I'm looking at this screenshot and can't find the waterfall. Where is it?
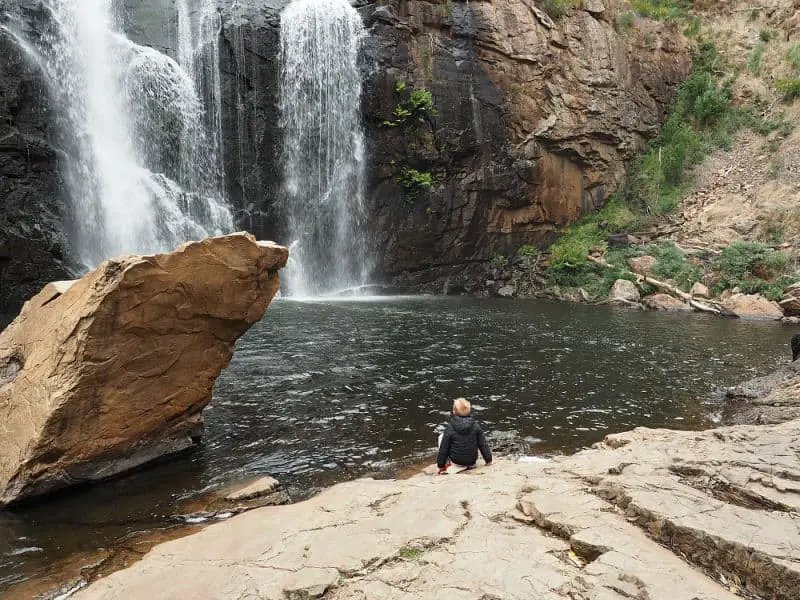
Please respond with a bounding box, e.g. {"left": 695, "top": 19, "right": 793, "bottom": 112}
{"left": 279, "top": 0, "right": 369, "bottom": 297}
{"left": 6, "top": 0, "right": 232, "bottom": 268}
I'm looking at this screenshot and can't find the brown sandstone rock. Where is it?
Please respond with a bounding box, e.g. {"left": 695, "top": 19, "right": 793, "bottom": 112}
{"left": 0, "top": 233, "right": 287, "bottom": 506}
{"left": 778, "top": 295, "right": 800, "bottom": 316}
{"left": 690, "top": 282, "right": 710, "bottom": 298}
{"left": 629, "top": 255, "right": 657, "bottom": 276}
{"left": 642, "top": 293, "right": 691, "bottom": 312}
{"left": 723, "top": 294, "right": 784, "bottom": 320}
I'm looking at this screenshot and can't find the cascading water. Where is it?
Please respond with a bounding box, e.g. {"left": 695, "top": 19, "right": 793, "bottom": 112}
{"left": 279, "top": 0, "right": 369, "bottom": 297}
{"left": 4, "top": 0, "right": 232, "bottom": 268}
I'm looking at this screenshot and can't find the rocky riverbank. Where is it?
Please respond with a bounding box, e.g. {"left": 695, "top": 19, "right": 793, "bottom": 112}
{"left": 64, "top": 414, "right": 799, "bottom": 599}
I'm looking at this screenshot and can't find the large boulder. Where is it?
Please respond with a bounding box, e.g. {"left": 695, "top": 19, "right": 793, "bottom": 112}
{"left": 723, "top": 294, "right": 784, "bottom": 320}
{"left": 609, "top": 279, "right": 640, "bottom": 303}
{"left": 0, "top": 233, "right": 287, "bottom": 506}
{"left": 779, "top": 294, "right": 800, "bottom": 317}
{"left": 690, "top": 282, "right": 710, "bottom": 299}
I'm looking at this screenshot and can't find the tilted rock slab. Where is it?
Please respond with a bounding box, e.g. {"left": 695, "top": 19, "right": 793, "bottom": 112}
{"left": 0, "top": 233, "right": 287, "bottom": 506}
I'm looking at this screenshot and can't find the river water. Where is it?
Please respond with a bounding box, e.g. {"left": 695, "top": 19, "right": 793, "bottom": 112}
{"left": 0, "top": 297, "right": 792, "bottom": 591}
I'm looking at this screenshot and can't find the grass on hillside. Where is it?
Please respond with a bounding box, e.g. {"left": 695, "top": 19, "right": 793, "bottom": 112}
{"left": 541, "top": 28, "right": 796, "bottom": 299}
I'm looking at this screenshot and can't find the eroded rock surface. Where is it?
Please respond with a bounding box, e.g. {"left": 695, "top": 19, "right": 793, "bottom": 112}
{"left": 73, "top": 419, "right": 799, "bottom": 600}
{"left": 0, "top": 233, "right": 287, "bottom": 506}
{"left": 725, "top": 359, "right": 800, "bottom": 425}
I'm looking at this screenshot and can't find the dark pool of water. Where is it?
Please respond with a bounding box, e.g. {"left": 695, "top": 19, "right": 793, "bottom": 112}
{"left": 0, "top": 297, "right": 794, "bottom": 591}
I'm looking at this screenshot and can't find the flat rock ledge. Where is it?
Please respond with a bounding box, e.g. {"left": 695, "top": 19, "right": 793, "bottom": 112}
{"left": 0, "top": 233, "right": 287, "bottom": 506}
{"left": 74, "top": 420, "right": 800, "bottom": 600}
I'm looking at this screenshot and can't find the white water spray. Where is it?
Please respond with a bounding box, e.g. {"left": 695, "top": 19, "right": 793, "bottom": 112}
{"left": 7, "top": 0, "right": 232, "bottom": 267}
{"left": 279, "top": 0, "right": 369, "bottom": 297}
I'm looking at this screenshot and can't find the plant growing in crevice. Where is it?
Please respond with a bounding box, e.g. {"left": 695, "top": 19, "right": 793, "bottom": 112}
{"left": 397, "top": 168, "right": 433, "bottom": 202}
{"left": 540, "top": 0, "right": 583, "bottom": 19}
{"left": 787, "top": 44, "right": 800, "bottom": 72}
{"left": 492, "top": 253, "right": 509, "bottom": 269}
{"left": 748, "top": 41, "right": 765, "bottom": 74}
{"left": 776, "top": 79, "right": 800, "bottom": 102}
{"left": 383, "top": 82, "right": 438, "bottom": 129}
{"left": 434, "top": 0, "right": 454, "bottom": 18}
{"left": 615, "top": 11, "right": 635, "bottom": 34}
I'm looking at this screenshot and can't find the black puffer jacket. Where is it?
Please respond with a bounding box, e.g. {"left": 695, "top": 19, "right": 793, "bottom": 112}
{"left": 437, "top": 415, "right": 492, "bottom": 468}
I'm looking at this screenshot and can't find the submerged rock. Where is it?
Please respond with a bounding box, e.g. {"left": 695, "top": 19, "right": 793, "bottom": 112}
{"left": 642, "top": 293, "right": 691, "bottom": 312}
{"left": 0, "top": 233, "right": 287, "bottom": 506}
{"left": 723, "top": 293, "right": 784, "bottom": 320}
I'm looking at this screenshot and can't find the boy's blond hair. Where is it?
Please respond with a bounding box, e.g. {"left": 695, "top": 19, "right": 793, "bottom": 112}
{"left": 453, "top": 397, "right": 471, "bottom": 416}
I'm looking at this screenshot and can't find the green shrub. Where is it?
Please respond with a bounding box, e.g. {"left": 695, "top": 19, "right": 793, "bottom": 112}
{"left": 549, "top": 222, "right": 606, "bottom": 270}
{"left": 629, "top": 0, "right": 687, "bottom": 21}
{"left": 650, "top": 243, "right": 701, "bottom": 289}
{"left": 492, "top": 253, "right": 509, "bottom": 268}
{"left": 397, "top": 168, "right": 433, "bottom": 201}
{"left": 715, "top": 242, "right": 788, "bottom": 280}
{"left": 615, "top": 11, "right": 635, "bottom": 34}
{"left": 787, "top": 44, "right": 800, "bottom": 72}
{"left": 517, "top": 245, "right": 539, "bottom": 262}
{"left": 598, "top": 197, "right": 636, "bottom": 232}
{"left": 711, "top": 241, "right": 792, "bottom": 299}
{"left": 776, "top": 79, "right": 800, "bottom": 102}
{"left": 748, "top": 41, "right": 765, "bottom": 74}
{"left": 683, "top": 16, "right": 701, "bottom": 37}
{"left": 623, "top": 42, "right": 735, "bottom": 214}
{"left": 759, "top": 29, "right": 775, "bottom": 43}
{"left": 383, "top": 85, "right": 437, "bottom": 128}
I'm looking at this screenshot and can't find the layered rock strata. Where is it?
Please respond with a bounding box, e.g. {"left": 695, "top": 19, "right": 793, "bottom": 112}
{"left": 72, "top": 419, "right": 800, "bottom": 600}
{"left": 0, "top": 233, "right": 287, "bottom": 506}
{"left": 363, "top": 0, "right": 691, "bottom": 290}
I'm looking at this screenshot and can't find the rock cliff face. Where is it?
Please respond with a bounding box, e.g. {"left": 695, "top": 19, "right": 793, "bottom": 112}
{"left": 212, "top": 0, "right": 691, "bottom": 290}
{"left": 0, "top": 0, "right": 691, "bottom": 308}
{"left": 361, "top": 0, "right": 690, "bottom": 290}
{"left": 0, "top": 0, "right": 72, "bottom": 313}
{"left": 0, "top": 233, "right": 287, "bottom": 506}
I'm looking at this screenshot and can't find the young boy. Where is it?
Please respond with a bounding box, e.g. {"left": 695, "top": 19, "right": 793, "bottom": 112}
{"left": 437, "top": 398, "right": 492, "bottom": 474}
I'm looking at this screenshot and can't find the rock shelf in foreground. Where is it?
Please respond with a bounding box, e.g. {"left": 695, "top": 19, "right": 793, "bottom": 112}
{"left": 0, "top": 233, "right": 287, "bottom": 506}
{"left": 74, "top": 419, "right": 800, "bottom": 600}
